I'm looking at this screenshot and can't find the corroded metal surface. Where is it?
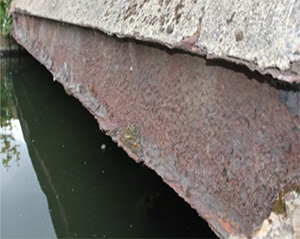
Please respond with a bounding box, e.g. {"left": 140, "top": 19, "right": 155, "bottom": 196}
{"left": 12, "top": 14, "right": 300, "bottom": 238}
{"left": 11, "top": 0, "right": 300, "bottom": 83}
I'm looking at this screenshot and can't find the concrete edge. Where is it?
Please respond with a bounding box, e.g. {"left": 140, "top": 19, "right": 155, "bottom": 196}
{"left": 10, "top": 0, "right": 300, "bottom": 84}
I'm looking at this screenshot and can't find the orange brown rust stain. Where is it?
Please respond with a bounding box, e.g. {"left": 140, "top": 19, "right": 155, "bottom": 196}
{"left": 218, "top": 217, "right": 234, "bottom": 235}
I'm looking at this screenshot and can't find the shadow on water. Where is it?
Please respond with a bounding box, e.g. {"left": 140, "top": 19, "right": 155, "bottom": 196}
{"left": 1, "top": 56, "right": 217, "bottom": 238}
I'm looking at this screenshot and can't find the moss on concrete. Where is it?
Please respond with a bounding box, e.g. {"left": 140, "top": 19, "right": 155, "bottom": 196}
{"left": 272, "top": 184, "right": 300, "bottom": 216}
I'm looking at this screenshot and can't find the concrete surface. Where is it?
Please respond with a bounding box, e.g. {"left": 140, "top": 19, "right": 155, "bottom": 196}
{"left": 11, "top": 14, "right": 300, "bottom": 238}
{"left": 11, "top": 0, "right": 300, "bottom": 83}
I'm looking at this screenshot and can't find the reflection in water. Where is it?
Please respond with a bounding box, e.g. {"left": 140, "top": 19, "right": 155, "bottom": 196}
{"left": 1, "top": 119, "right": 20, "bottom": 170}
{"left": 1, "top": 74, "right": 20, "bottom": 170}
{"left": 1, "top": 57, "right": 216, "bottom": 238}
{"left": 0, "top": 118, "right": 57, "bottom": 238}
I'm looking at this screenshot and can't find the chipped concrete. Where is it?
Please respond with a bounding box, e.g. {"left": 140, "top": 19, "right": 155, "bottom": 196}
{"left": 286, "top": 191, "right": 300, "bottom": 239}
{"left": 252, "top": 189, "right": 300, "bottom": 239}
{"left": 199, "top": 0, "right": 300, "bottom": 83}
{"left": 11, "top": 0, "right": 300, "bottom": 83}
{"left": 228, "top": 190, "right": 300, "bottom": 239}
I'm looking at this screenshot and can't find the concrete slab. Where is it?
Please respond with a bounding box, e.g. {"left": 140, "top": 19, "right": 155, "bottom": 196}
{"left": 11, "top": 0, "right": 300, "bottom": 83}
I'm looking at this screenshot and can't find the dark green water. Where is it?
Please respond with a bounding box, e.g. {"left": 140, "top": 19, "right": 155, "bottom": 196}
{"left": 1, "top": 56, "right": 216, "bottom": 238}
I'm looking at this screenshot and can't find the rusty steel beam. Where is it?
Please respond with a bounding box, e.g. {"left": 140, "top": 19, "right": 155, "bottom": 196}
{"left": 12, "top": 14, "right": 300, "bottom": 239}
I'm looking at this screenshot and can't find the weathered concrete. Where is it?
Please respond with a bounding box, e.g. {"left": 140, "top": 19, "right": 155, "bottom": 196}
{"left": 11, "top": 0, "right": 300, "bottom": 83}
{"left": 11, "top": 13, "right": 300, "bottom": 239}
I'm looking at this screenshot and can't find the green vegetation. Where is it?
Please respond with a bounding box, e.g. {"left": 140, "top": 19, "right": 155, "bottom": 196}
{"left": 272, "top": 194, "right": 286, "bottom": 216}
{"left": 272, "top": 184, "right": 300, "bottom": 216}
{"left": 0, "top": 0, "right": 12, "bottom": 37}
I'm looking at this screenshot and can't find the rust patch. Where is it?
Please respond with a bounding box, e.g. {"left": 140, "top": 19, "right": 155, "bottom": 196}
{"left": 218, "top": 218, "right": 234, "bottom": 235}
